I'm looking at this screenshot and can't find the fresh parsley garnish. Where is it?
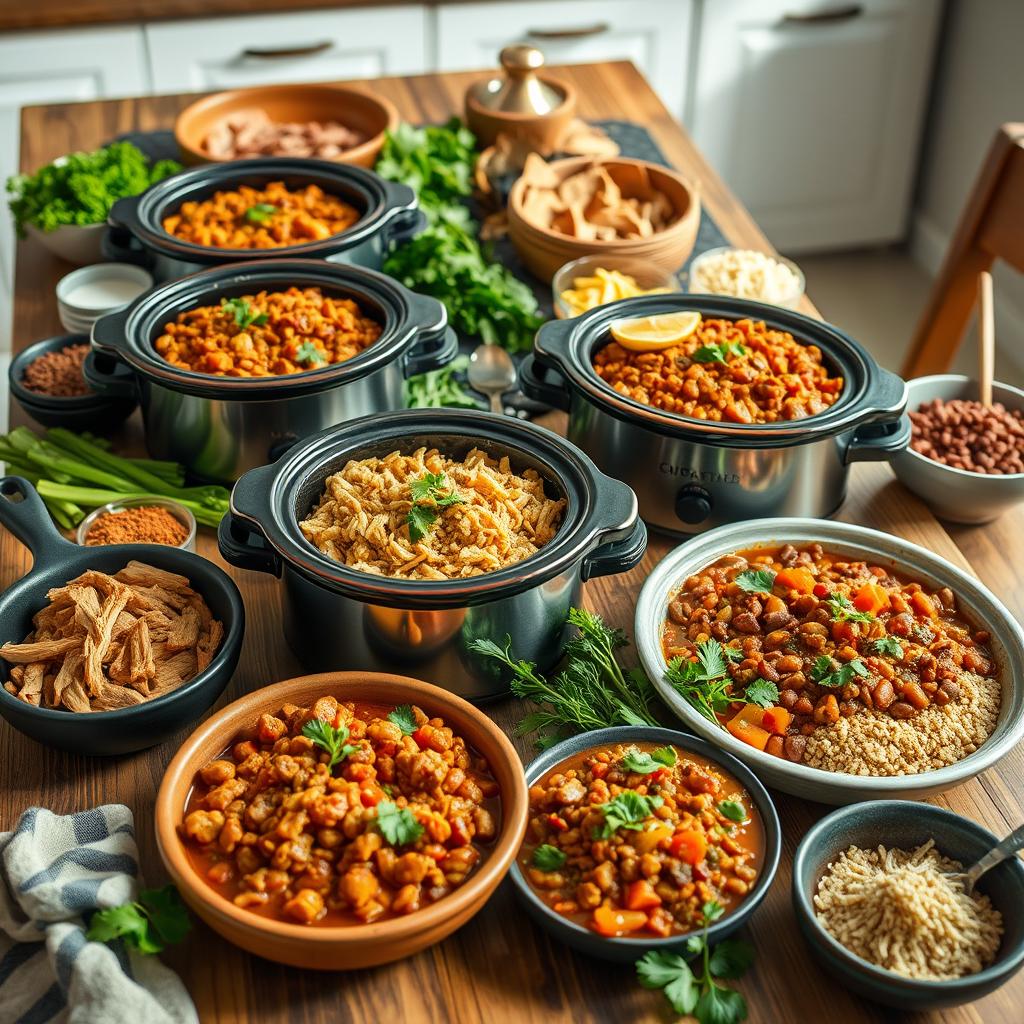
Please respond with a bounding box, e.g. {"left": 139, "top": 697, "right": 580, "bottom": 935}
{"left": 825, "top": 592, "right": 874, "bottom": 624}
{"left": 811, "top": 656, "right": 869, "bottom": 689}
{"left": 744, "top": 678, "right": 780, "bottom": 709}
{"left": 872, "top": 636, "right": 904, "bottom": 658}
{"left": 594, "top": 791, "right": 664, "bottom": 839}
{"left": 637, "top": 900, "right": 753, "bottom": 1024}
{"left": 531, "top": 844, "right": 567, "bottom": 871}
{"left": 374, "top": 800, "right": 424, "bottom": 846}
{"left": 244, "top": 202, "right": 277, "bottom": 224}
{"left": 620, "top": 745, "right": 677, "bottom": 774}
{"left": 692, "top": 340, "right": 746, "bottom": 365}
{"left": 295, "top": 340, "right": 324, "bottom": 366}
{"left": 406, "top": 471, "right": 464, "bottom": 542}
{"left": 85, "top": 884, "right": 190, "bottom": 955}
{"left": 717, "top": 799, "right": 748, "bottom": 824}
{"left": 302, "top": 718, "right": 360, "bottom": 770}
{"left": 666, "top": 638, "right": 735, "bottom": 724}
{"left": 723, "top": 644, "right": 743, "bottom": 663}
{"left": 734, "top": 568, "right": 776, "bottom": 593}
{"left": 221, "top": 296, "right": 268, "bottom": 330}
{"left": 387, "top": 704, "right": 418, "bottom": 736}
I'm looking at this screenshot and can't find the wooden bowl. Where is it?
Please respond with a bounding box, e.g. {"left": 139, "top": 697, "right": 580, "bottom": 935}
{"left": 174, "top": 84, "right": 399, "bottom": 169}
{"left": 464, "top": 76, "right": 576, "bottom": 151}
{"left": 154, "top": 671, "right": 528, "bottom": 969}
{"left": 508, "top": 156, "right": 701, "bottom": 282}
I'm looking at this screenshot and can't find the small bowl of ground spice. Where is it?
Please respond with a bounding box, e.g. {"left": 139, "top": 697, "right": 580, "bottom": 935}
{"left": 76, "top": 498, "right": 196, "bottom": 552}
{"left": 9, "top": 334, "right": 137, "bottom": 433}
{"left": 891, "top": 375, "right": 1024, "bottom": 524}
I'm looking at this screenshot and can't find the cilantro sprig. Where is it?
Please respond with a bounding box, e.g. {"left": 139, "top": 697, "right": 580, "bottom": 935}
{"left": 244, "top": 202, "right": 277, "bottom": 224}
{"left": 620, "top": 745, "right": 677, "bottom": 774}
{"left": 387, "top": 704, "right": 418, "bottom": 736}
{"left": 531, "top": 844, "right": 567, "bottom": 871}
{"left": 872, "top": 636, "right": 904, "bottom": 659}
{"left": 744, "top": 678, "right": 780, "bottom": 709}
{"left": 295, "top": 340, "right": 324, "bottom": 367}
{"left": 221, "top": 296, "right": 268, "bottom": 331}
{"left": 693, "top": 340, "right": 746, "bottom": 365}
{"left": 594, "top": 791, "right": 664, "bottom": 839}
{"left": 374, "top": 800, "right": 424, "bottom": 846}
{"left": 406, "top": 471, "right": 464, "bottom": 542}
{"left": 811, "top": 656, "right": 869, "bottom": 689}
{"left": 302, "top": 718, "right": 360, "bottom": 771}
{"left": 666, "top": 639, "right": 735, "bottom": 724}
{"left": 85, "top": 884, "right": 190, "bottom": 955}
{"left": 733, "top": 568, "right": 776, "bottom": 593}
{"left": 717, "top": 799, "right": 748, "bottom": 824}
{"left": 825, "top": 592, "right": 874, "bottom": 624}
{"left": 637, "top": 901, "right": 753, "bottom": 1024}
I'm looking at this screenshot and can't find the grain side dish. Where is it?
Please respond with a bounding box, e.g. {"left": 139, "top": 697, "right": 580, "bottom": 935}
{"left": 814, "top": 840, "right": 1003, "bottom": 980}
{"left": 162, "top": 182, "right": 360, "bottom": 250}
{"left": 661, "top": 544, "right": 1000, "bottom": 775}
{"left": 690, "top": 249, "right": 801, "bottom": 306}
{"left": 1, "top": 562, "right": 222, "bottom": 711}
{"left": 593, "top": 317, "right": 842, "bottom": 423}
{"left": 154, "top": 287, "right": 382, "bottom": 377}
{"left": 299, "top": 447, "right": 566, "bottom": 580}
{"left": 521, "top": 741, "right": 762, "bottom": 937}
{"left": 181, "top": 697, "right": 499, "bottom": 925}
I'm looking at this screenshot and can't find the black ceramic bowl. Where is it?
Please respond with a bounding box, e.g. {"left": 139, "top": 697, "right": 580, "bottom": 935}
{"left": 0, "top": 477, "right": 244, "bottom": 755}
{"left": 793, "top": 801, "right": 1024, "bottom": 1009}
{"left": 509, "top": 725, "right": 782, "bottom": 962}
{"left": 8, "top": 334, "right": 137, "bottom": 432}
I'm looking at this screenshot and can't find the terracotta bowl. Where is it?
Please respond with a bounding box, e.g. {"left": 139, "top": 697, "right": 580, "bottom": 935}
{"left": 174, "top": 84, "right": 399, "bottom": 169}
{"left": 154, "top": 671, "right": 528, "bottom": 969}
{"left": 508, "top": 156, "right": 701, "bottom": 282}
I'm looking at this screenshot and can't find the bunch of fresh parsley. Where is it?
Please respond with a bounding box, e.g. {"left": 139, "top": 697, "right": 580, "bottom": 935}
{"left": 404, "top": 355, "right": 482, "bottom": 409}
{"left": 406, "top": 471, "right": 464, "bottom": 542}
{"left": 85, "top": 884, "right": 191, "bottom": 955}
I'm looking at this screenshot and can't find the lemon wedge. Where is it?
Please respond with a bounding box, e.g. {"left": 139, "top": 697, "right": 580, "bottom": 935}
{"left": 609, "top": 311, "right": 702, "bottom": 351}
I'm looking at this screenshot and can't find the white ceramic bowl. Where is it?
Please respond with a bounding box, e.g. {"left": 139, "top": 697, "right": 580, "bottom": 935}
{"left": 27, "top": 222, "right": 107, "bottom": 266}
{"left": 56, "top": 263, "right": 153, "bottom": 334}
{"left": 634, "top": 517, "right": 1024, "bottom": 804}
{"left": 686, "top": 246, "right": 805, "bottom": 309}
{"left": 891, "top": 374, "right": 1024, "bottom": 524}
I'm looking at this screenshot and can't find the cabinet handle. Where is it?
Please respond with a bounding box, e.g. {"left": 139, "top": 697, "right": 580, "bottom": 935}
{"left": 781, "top": 4, "right": 864, "bottom": 25}
{"left": 241, "top": 40, "right": 334, "bottom": 60}
{"left": 526, "top": 22, "right": 611, "bottom": 40}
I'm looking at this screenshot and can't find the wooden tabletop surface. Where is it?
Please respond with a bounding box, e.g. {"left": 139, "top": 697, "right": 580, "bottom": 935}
{"left": 4, "top": 62, "right": 1023, "bottom": 1024}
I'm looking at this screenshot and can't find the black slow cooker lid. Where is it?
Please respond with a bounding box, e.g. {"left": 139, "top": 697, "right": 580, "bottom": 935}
{"left": 108, "top": 157, "right": 416, "bottom": 263}
{"left": 227, "top": 409, "right": 640, "bottom": 609}
{"left": 534, "top": 294, "right": 907, "bottom": 448}
{"left": 90, "top": 259, "right": 447, "bottom": 400}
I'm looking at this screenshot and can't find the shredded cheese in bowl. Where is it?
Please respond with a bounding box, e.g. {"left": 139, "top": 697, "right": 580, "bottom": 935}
{"left": 689, "top": 248, "right": 803, "bottom": 308}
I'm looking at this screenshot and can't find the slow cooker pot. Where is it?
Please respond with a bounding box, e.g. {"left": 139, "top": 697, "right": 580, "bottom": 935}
{"left": 86, "top": 260, "right": 457, "bottom": 482}
{"left": 217, "top": 409, "right": 647, "bottom": 702}
{"left": 103, "top": 158, "right": 424, "bottom": 280}
{"left": 520, "top": 294, "right": 910, "bottom": 535}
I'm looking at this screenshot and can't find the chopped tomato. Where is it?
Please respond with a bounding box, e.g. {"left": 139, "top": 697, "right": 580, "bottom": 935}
{"left": 775, "top": 567, "right": 815, "bottom": 594}
{"left": 762, "top": 706, "right": 793, "bottom": 735}
{"left": 813, "top": 583, "right": 829, "bottom": 598}
{"left": 411, "top": 726, "right": 432, "bottom": 749}
{"left": 546, "top": 814, "right": 569, "bottom": 832}
{"left": 911, "top": 591, "right": 938, "bottom": 619}
{"left": 854, "top": 582, "right": 890, "bottom": 616}
{"left": 592, "top": 905, "right": 648, "bottom": 937}
{"left": 359, "top": 787, "right": 384, "bottom": 808}
{"left": 624, "top": 879, "right": 663, "bottom": 910}
{"left": 346, "top": 763, "right": 373, "bottom": 782}
{"left": 590, "top": 762, "right": 610, "bottom": 780}
{"left": 669, "top": 829, "right": 708, "bottom": 865}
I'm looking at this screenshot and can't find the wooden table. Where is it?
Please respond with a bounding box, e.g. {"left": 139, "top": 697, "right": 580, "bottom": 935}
{"left": 4, "top": 62, "right": 1023, "bottom": 1024}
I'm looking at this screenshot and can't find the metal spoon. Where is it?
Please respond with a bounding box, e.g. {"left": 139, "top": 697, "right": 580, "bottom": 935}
{"left": 952, "top": 822, "right": 1024, "bottom": 895}
{"left": 468, "top": 343, "right": 517, "bottom": 415}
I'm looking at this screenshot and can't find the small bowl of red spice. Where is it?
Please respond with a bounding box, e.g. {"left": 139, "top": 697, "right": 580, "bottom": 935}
{"left": 9, "top": 333, "right": 137, "bottom": 433}
{"left": 76, "top": 498, "right": 197, "bottom": 552}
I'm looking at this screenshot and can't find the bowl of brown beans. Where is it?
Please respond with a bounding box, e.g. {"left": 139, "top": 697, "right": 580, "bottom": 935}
{"left": 8, "top": 334, "right": 137, "bottom": 432}
{"left": 891, "top": 375, "right": 1024, "bottom": 524}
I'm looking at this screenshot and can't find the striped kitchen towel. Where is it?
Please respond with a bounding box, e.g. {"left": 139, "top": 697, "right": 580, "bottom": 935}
{"left": 0, "top": 805, "right": 197, "bottom": 1024}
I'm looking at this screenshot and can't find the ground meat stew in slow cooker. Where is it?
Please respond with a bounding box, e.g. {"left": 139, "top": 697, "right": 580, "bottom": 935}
{"left": 592, "top": 317, "right": 843, "bottom": 423}
{"left": 521, "top": 741, "right": 763, "bottom": 938}
{"left": 181, "top": 697, "right": 500, "bottom": 925}
{"left": 661, "top": 545, "right": 1001, "bottom": 776}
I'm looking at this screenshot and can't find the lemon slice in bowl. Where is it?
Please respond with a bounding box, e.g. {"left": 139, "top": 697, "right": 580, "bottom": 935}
{"left": 609, "top": 311, "right": 702, "bottom": 351}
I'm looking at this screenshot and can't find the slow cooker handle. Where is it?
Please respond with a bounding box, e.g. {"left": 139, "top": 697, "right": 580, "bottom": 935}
{"left": 0, "top": 477, "right": 78, "bottom": 564}
{"left": 404, "top": 326, "right": 459, "bottom": 378}
{"left": 863, "top": 365, "right": 909, "bottom": 419}
{"left": 90, "top": 307, "right": 133, "bottom": 357}
{"left": 82, "top": 350, "right": 138, "bottom": 400}
{"left": 518, "top": 354, "right": 571, "bottom": 411}
{"left": 217, "top": 512, "right": 282, "bottom": 577}
{"left": 844, "top": 414, "right": 912, "bottom": 464}
{"left": 581, "top": 520, "right": 648, "bottom": 581}
{"left": 100, "top": 226, "right": 149, "bottom": 268}
{"left": 385, "top": 208, "right": 427, "bottom": 249}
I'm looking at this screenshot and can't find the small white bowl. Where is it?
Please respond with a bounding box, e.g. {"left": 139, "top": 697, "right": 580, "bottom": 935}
{"left": 56, "top": 263, "right": 153, "bottom": 334}
{"left": 686, "top": 246, "right": 805, "bottom": 309}
{"left": 76, "top": 498, "right": 197, "bottom": 552}
{"left": 891, "top": 375, "right": 1024, "bottom": 524}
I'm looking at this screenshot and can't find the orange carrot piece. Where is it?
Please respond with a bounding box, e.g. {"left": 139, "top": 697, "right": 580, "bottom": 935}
{"left": 727, "top": 706, "right": 771, "bottom": 751}
{"left": 854, "top": 582, "right": 890, "bottom": 615}
{"left": 911, "top": 591, "right": 938, "bottom": 619}
{"left": 775, "top": 567, "right": 815, "bottom": 594}
{"left": 624, "top": 879, "right": 663, "bottom": 910}
{"left": 762, "top": 706, "right": 793, "bottom": 735}
{"left": 592, "top": 905, "right": 648, "bottom": 937}
{"left": 669, "top": 830, "right": 708, "bottom": 865}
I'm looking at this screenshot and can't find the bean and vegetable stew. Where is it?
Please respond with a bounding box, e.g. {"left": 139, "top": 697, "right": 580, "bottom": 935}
{"left": 521, "top": 741, "right": 763, "bottom": 938}
{"left": 181, "top": 696, "right": 500, "bottom": 926}
{"left": 592, "top": 318, "right": 843, "bottom": 423}
{"left": 662, "top": 545, "right": 1001, "bottom": 776}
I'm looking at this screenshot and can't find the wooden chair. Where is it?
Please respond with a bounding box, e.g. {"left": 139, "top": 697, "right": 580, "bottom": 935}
{"left": 902, "top": 122, "right": 1024, "bottom": 378}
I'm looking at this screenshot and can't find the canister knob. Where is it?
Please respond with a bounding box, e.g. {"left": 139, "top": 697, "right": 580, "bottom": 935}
{"left": 675, "top": 485, "right": 713, "bottom": 525}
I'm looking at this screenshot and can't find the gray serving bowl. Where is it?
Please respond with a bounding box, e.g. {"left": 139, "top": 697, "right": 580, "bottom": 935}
{"left": 508, "top": 725, "right": 781, "bottom": 962}
{"left": 634, "top": 518, "right": 1024, "bottom": 804}
{"left": 793, "top": 801, "right": 1024, "bottom": 1009}
{"left": 892, "top": 375, "right": 1024, "bottom": 524}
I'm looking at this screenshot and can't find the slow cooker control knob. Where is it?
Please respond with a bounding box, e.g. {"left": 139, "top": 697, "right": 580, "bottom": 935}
{"left": 675, "top": 485, "right": 713, "bottom": 525}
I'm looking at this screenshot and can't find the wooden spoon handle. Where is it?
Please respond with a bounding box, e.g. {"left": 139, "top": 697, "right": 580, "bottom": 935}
{"left": 978, "top": 270, "right": 995, "bottom": 407}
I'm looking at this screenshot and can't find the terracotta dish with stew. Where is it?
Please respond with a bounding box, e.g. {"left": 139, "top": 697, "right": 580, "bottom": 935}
{"left": 155, "top": 671, "right": 528, "bottom": 969}
{"left": 635, "top": 519, "right": 1024, "bottom": 804}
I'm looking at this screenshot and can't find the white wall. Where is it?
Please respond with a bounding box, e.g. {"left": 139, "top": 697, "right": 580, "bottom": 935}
{"left": 910, "top": 0, "right": 1024, "bottom": 372}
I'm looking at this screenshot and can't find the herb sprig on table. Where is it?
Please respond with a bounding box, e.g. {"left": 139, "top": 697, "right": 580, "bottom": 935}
{"left": 85, "top": 884, "right": 191, "bottom": 955}
{"left": 406, "top": 472, "right": 464, "bottom": 542}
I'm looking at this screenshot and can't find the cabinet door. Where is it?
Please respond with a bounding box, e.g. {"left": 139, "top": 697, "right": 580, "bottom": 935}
{"left": 436, "top": 1, "right": 692, "bottom": 121}
{"left": 146, "top": 8, "right": 428, "bottom": 93}
{"left": 689, "top": 0, "right": 941, "bottom": 251}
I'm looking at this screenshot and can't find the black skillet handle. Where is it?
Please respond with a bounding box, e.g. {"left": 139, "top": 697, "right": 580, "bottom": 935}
{"left": 0, "top": 477, "right": 77, "bottom": 563}
{"left": 582, "top": 520, "right": 648, "bottom": 581}
{"left": 518, "top": 354, "right": 571, "bottom": 411}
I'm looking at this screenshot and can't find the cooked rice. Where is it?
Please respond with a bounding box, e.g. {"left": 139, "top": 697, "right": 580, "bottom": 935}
{"left": 814, "top": 840, "right": 1003, "bottom": 980}
{"left": 298, "top": 446, "right": 566, "bottom": 580}
{"left": 803, "top": 670, "right": 1000, "bottom": 776}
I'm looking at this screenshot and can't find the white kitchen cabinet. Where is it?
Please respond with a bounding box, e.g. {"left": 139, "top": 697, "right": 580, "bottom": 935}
{"left": 145, "top": 7, "right": 429, "bottom": 94}
{"left": 688, "top": 0, "right": 942, "bottom": 252}
{"left": 435, "top": 1, "right": 692, "bottom": 121}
